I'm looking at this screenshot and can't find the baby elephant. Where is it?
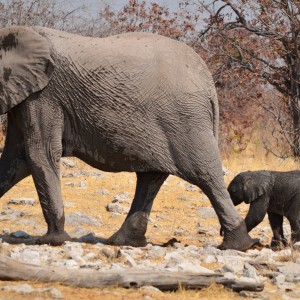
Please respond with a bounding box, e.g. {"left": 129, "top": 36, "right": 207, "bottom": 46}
{"left": 227, "top": 170, "right": 300, "bottom": 248}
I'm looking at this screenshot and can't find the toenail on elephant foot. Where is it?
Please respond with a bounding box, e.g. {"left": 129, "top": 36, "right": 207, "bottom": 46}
{"left": 107, "top": 211, "right": 148, "bottom": 247}
{"left": 35, "top": 231, "right": 71, "bottom": 246}
{"left": 218, "top": 221, "right": 254, "bottom": 251}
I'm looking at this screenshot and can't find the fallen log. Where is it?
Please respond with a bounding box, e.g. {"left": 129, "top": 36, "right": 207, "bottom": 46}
{"left": 0, "top": 254, "right": 264, "bottom": 292}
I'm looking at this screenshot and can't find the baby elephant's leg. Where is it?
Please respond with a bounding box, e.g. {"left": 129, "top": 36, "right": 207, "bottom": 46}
{"left": 268, "top": 212, "right": 287, "bottom": 248}
{"left": 286, "top": 203, "right": 300, "bottom": 244}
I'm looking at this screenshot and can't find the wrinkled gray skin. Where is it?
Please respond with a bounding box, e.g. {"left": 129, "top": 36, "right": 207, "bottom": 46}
{"left": 228, "top": 171, "right": 300, "bottom": 248}
{"left": 0, "top": 26, "right": 253, "bottom": 250}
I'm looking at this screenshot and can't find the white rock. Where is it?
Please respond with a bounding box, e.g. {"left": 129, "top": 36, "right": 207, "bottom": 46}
{"left": 113, "top": 192, "right": 131, "bottom": 203}
{"left": 83, "top": 252, "right": 97, "bottom": 260}
{"left": 185, "top": 184, "right": 198, "bottom": 192}
{"left": 238, "top": 276, "right": 260, "bottom": 285}
{"left": 147, "top": 246, "right": 166, "bottom": 259}
{"left": 165, "top": 252, "right": 185, "bottom": 266}
{"left": 44, "top": 288, "right": 63, "bottom": 299}
{"left": 2, "top": 283, "right": 63, "bottom": 299}
{"left": 120, "top": 248, "right": 143, "bottom": 259}
{"left": 219, "top": 256, "right": 244, "bottom": 274}
{"left": 91, "top": 243, "right": 106, "bottom": 249}
{"left": 105, "top": 203, "right": 129, "bottom": 214}
{"left": 2, "top": 284, "right": 34, "bottom": 294}
{"left": 140, "top": 286, "right": 163, "bottom": 293}
{"left": 8, "top": 198, "right": 35, "bottom": 205}
{"left": 96, "top": 189, "right": 110, "bottom": 195}
{"left": 61, "top": 158, "right": 76, "bottom": 168}
{"left": 203, "top": 255, "right": 216, "bottom": 264}
{"left": 173, "top": 262, "right": 215, "bottom": 274}
{"left": 64, "top": 242, "right": 84, "bottom": 260}
{"left": 178, "top": 181, "right": 187, "bottom": 187}
{"left": 202, "top": 246, "right": 221, "bottom": 256}
{"left": 223, "top": 272, "right": 237, "bottom": 279}
{"left": 102, "top": 247, "right": 120, "bottom": 259}
{"left": 243, "top": 262, "right": 257, "bottom": 278}
{"left": 123, "top": 253, "right": 137, "bottom": 267}
{"left": 274, "top": 274, "right": 286, "bottom": 286}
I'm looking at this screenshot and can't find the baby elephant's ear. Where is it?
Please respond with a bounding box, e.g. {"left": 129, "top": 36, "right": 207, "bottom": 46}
{"left": 245, "top": 172, "right": 273, "bottom": 203}
{"left": 246, "top": 185, "right": 266, "bottom": 203}
{"left": 0, "top": 26, "right": 54, "bottom": 114}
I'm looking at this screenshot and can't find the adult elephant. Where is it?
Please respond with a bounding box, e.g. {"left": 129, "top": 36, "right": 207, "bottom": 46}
{"left": 0, "top": 26, "right": 253, "bottom": 250}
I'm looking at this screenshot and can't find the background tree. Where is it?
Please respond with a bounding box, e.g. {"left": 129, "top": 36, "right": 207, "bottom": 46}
{"left": 0, "top": 0, "right": 281, "bottom": 157}
{"left": 187, "top": 0, "right": 300, "bottom": 157}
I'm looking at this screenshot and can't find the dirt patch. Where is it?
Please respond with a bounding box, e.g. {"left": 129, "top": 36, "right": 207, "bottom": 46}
{"left": 0, "top": 157, "right": 300, "bottom": 299}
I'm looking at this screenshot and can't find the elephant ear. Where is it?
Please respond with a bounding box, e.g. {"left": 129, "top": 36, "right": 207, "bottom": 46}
{"left": 244, "top": 171, "right": 273, "bottom": 204}
{"left": 0, "top": 26, "right": 54, "bottom": 114}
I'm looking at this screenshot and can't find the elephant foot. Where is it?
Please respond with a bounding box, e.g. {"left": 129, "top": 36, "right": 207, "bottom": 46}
{"left": 36, "top": 231, "right": 71, "bottom": 246}
{"left": 106, "top": 211, "right": 148, "bottom": 247}
{"left": 270, "top": 237, "right": 288, "bottom": 250}
{"left": 291, "top": 231, "right": 300, "bottom": 244}
{"left": 218, "top": 221, "right": 254, "bottom": 251}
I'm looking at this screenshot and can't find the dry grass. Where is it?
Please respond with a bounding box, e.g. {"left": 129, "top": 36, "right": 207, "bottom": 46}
{"left": 0, "top": 280, "right": 246, "bottom": 300}
{"left": 274, "top": 243, "right": 300, "bottom": 263}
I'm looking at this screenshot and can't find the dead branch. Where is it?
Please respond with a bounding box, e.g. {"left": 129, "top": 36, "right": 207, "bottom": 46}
{"left": 0, "top": 254, "right": 264, "bottom": 292}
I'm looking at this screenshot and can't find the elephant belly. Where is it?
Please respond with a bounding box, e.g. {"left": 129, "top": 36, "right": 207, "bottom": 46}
{"left": 62, "top": 139, "right": 160, "bottom": 173}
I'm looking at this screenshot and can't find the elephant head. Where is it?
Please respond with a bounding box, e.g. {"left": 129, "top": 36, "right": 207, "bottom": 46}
{"left": 228, "top": 171, "right": 274, "bottom": 205}
{"left": 0, "top": 26, "right": 54, "bottom": 114}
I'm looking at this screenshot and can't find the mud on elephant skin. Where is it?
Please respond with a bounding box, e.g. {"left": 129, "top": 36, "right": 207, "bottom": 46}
{"left": 0, "top": 26, "right": 253, "bottom": 250}
{"left": 227, "top": 170, "right": 300, "bottom": 248}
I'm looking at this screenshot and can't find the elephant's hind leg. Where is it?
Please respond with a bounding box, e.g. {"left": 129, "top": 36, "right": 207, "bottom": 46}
{"left": 268, "top": 212, "right": 287, "bottom": 248}
{"left": 107, "top": 172, "right": 168, "bottom": 247}
{"left": 0, "top": 112, "right": 30, "bottom": 197}
{"left": 286, "top": 201, "right": 300, "bottom": 244}
{"left": 174, "top": 133, "right": 253, "bottom": 251}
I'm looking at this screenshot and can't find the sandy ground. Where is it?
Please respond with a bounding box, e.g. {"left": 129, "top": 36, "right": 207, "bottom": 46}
{"left": 0, "top": 152, "right": 299, "bottom": 299}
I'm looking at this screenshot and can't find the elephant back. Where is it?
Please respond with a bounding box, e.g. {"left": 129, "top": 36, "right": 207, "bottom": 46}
{"left": 32, "top": 28, "right": 215, "bottom": 96}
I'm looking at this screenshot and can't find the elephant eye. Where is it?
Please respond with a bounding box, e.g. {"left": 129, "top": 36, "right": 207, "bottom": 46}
{"left": 229, "top": 187, "right": 238, "bottom": 193}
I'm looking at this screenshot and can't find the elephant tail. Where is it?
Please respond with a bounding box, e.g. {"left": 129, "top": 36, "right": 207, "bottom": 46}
{"left": 210, "top": 87, "right": 219, "bottom": 142}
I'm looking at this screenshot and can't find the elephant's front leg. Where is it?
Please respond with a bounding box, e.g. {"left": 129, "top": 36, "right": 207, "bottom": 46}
{"left": 21, "top": 101, "right": 70, "bottom": 246}
{"left": 29, "top": 152, "right": 70, "bottom": 246}
{"left": 244, "top": 196, "right": 269, "bottom": 233}
{"left": 107, "top": 172, "right": 168, "bottom": 247}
